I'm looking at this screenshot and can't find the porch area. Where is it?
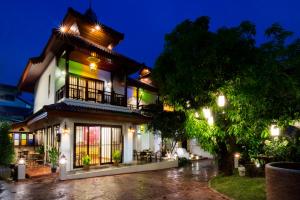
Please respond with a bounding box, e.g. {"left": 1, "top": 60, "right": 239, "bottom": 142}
{"left": 60, "top": 159, "right": 178, "bottom": 180}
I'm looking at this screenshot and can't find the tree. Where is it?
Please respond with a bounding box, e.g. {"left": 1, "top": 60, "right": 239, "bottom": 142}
{"left": 147, "top": 104, "right": 186, "bottom": 154}
{"left": 153, "top": 17, "right": 300, "bottom": 175}
{"left": 0, "top": 122, "right": 14, "bottom": 166}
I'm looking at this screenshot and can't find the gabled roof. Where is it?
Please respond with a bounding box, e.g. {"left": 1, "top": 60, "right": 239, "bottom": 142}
{"left": 64, "top": 7, "right": 124, "bottom": 47}
{"left": 18, "top": 8, "right": 145, "bottom": 93}
{"left": 20, "top": 102, "right": 150, "bottom": 126}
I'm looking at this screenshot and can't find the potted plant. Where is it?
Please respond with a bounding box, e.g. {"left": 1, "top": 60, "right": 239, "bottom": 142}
{"left": 82, "top": 155, "right": 91, "bottom": 170}
{"left": 48, "top": 147, "right": 59, "bottom": 173}
{"left": 112, "top": 150, "right": 121, "bottom": 166}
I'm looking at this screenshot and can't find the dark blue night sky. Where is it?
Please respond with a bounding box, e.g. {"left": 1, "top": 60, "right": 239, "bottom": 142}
{"left": 1, "top": 0, "right": 300, "bottom": 86}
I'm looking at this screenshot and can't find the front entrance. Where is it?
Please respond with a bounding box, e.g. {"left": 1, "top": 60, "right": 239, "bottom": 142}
{"left": 74, "top": 124, "right": 122, "bottom": 168}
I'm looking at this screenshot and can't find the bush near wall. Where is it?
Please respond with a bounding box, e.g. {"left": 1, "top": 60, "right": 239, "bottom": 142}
{"left": 0, "top": 122, "right": 14, "bottom": 166}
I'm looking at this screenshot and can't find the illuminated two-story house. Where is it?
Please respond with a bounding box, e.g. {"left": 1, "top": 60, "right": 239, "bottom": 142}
{"left": 16, "top": 7, "right": 160, "bottom": 171}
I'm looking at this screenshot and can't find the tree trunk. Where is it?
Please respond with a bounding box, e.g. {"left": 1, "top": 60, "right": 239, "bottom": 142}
{"left": 182, "top": 139, "right": 187, "bottom": 149}
{"left": 217, "top": 137, "right": 236, "bottom": 176}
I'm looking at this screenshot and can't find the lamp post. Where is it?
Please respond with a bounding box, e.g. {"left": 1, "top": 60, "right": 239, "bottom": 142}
{"left": 59, "top": 155, "right": 67, "bottom": 180}
{"left": 17, "top": 158, "right": 26, "bottom": 180}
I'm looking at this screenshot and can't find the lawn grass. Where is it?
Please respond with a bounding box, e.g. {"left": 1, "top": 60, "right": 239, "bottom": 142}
{"left": 210, "top": 174, "right": 266, "bottom": 200}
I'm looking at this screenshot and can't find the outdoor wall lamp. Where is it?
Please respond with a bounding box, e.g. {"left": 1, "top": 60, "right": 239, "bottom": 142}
{"left": 62, "top": 122, "right": 70, "bottom": 134}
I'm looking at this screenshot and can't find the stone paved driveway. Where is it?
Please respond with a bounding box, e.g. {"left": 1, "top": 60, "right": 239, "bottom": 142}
{"left": 0, "top": 160, "right": 226, "bottom": 200}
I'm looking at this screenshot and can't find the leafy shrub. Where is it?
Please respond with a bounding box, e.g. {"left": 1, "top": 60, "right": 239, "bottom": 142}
{"left": 0, "top": 122, "right": 14, "bottom": 166}
{"left": 48, "top": 147, "right": 59, "bottom": 168}
{"left": 264, "top": 137, "right": 300, "bottom": 162}
{"left": 82, "top": 155, "right": 91, "bottom": 166}
{"left": 112, "top": 150, "right": 121, "bottom": 163}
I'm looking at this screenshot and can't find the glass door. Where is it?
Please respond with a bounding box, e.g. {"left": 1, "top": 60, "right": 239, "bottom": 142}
{"left": 101, "top": 127, "right": 111, "bottom": 164}
{"left": 74, "top": 125, "right": 122, "bottom": 167}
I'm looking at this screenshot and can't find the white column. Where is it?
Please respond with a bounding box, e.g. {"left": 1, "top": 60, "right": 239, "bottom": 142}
{"left": 123, "top": 124, "right": 133, "bottom": 163}
{"left": 60, "top": 119, "right": 72, "bottom": 171}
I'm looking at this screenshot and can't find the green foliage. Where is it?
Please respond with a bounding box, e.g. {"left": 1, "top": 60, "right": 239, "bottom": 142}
{"left": 36, "top": 145, "right": 45, "bottom": 155}
{"left": 153, "top": 15, "right": 300, "bottom": 174}
{"left": 264, "top": 137, "right": 300, "bottom": 162}
{"left": 82, "top": 155, "right": 91, "bottom": 166}
{"left": 0, "top": 122, "right": 14, "bottom": 166}
{"left": 112, "top": 150, "right": 121, "bottom": 163}
{"left": 211, "top": 175, "right": 266, "bottom": 200}
{"left": 48, "top": 147, "right": 59, "bottom": 167}
{"left": 148, "top": 104, "right": 187, "bottom": 152}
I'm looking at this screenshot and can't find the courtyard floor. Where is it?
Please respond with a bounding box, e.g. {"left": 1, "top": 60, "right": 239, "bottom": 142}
{"left": 0, "top": 159, "right": 226, "bottom": 200}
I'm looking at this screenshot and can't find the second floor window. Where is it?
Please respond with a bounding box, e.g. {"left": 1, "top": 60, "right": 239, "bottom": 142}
{"left": 69, "top": 74, "right": 104, "bottom": 102}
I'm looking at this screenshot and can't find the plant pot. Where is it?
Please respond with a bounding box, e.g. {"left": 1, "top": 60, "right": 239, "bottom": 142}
{"left": 245, "top": 163, "right": 258, "bottom": 177}
{"left": 113, "top": 162, "right": 119, "bottom": 167}
{"left": 83, "top": 165, "right": 90, "bottom": 170}
{"left": 238, "top": 166, "right": 246, "bottom": 176}
{"left": 266, "top": 162, "right": 300, "bottom": 200}
{"left": 51, "top": 167, "right": 57, "bottom": 173}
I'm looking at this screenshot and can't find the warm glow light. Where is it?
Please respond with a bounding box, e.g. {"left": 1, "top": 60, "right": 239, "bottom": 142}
{"left": 217, "top": 95, "right": 226, "bottom": 107}
{"left": 59, "top": 25, "right": 67, "bottom": 33}
{"left": 173, "top": 153, "right": 178, "bottom": 159}
{"left": 208, "top": 116, "right": 214, "bottom": 126}
{"left": 95, "top": 24, "right": 101, "bottom": 31}
{"left": 18, "top": 158, "right": 25, "bottom": 165}
{"left": 202, "top": 108, "right": 212, "bottom": 119}
{"left": 59, "top": 155, "right": 67, "bottom": 165}
{"left": 195, "top": 156, "right": 199, "bottom": 160}
{"left": 186, "top": 101, "right": 191, "bottom": 108}
{"left": 270, "top": 124, "right": 280, "bottom": 137}
{"left": 234, "top": 153, "right": 240, "bottom": 158}
{"left": 195, "top": 112, "right": 199, "bottom": 118}
{"left": 256, "top": 162, "right": 261, "bottom": 168}
{"left": 89, "top": 63, "right": 97, "bottom": 71}
{"left": 108, "top": 44, "right": 113, "bottom": 50}
{"left": 61, "top": 122, "right": 70, "bottom": 134}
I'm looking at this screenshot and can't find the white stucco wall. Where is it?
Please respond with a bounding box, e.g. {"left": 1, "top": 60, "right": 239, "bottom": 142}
{"left": 188, "top": 139, "right": 214, "bottom": 158}
{"left": 133, "top": 125, "right": 161, "bottom": 153}
{"left": 33, "top": 58, "right": 57, "bottom": 113}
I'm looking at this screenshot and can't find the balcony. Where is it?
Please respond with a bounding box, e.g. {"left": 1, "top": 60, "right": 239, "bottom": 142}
{"left": 56, "top": 86, "right": 126, "bottom": 107}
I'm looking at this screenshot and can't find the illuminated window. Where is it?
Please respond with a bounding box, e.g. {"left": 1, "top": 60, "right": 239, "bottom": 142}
{"left": 21, "top": 134, "right": 27, "bottom": 146}
{"left": 14, "top": 134, "right": 19, "bottom": 146}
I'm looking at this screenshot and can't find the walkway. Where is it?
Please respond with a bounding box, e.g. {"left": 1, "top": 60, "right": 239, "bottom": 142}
{"left": 0, "top": 159, "right": 225, "bottom": 200}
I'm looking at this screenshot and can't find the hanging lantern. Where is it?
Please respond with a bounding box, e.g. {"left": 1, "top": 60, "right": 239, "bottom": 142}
{"left": 217, "top": 95, "right": 226, "bottom": 107}
{"left": 87, "top": 52, "right": 100, "bottom": 71}
{"left": 270, "top": 124, "right": 280, "bottom": 137}
{"left": 202, "top": 107, "right": 212, "bottom": 119}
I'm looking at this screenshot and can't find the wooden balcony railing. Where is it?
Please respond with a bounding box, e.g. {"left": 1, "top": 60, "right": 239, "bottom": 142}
{"left": 55, "top": 85, "right": 126, "bottom": 107}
